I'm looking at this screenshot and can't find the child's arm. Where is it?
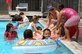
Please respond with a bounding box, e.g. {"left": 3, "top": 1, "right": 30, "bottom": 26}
{"left": 32, "top": 23, "right": 41, "bottom": 34}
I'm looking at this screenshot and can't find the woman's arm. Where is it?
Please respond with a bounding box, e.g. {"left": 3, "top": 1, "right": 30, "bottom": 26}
{"left": 56, "top": 11, "right": 63, "bottom": 29}
{"left": 46, "top": 13, "right": 51, "bottom": 28}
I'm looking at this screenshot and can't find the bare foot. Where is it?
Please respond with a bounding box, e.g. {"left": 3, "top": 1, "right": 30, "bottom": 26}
{"left": 65, "top": 39, "right": 71, "bottom": 42}
{"left": 60, "top": 36, "right": 66, "bottom": 40}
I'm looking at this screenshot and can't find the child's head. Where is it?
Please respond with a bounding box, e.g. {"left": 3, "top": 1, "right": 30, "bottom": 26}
{"left": 43, "top": 29, "right": 51, "bottom": 39}
{"left": 6, "top": 23, "right": 14, "bottom": 32}
{"left": 32, "top": 15, "right": 39, "bottom": 23}
{"left": 19, "top": 12, "right": 24, "bottom": 16}
{"left": 24, "top": 29, "right": 33, "bottom": 40}
{"left": 36, "top": 26, "right": 42, "bottom": 31}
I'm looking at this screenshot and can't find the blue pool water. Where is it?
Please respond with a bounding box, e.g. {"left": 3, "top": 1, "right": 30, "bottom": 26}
{"left": 0, "top": 21, "right": 73, "bottom": 54}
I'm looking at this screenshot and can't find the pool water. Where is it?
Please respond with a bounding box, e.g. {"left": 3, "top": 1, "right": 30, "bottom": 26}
{"left": 0, "top": 21, "right": 73, "bottom": 54}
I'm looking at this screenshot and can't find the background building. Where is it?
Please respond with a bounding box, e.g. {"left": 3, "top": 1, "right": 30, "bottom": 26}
{"left": 0, "top": 0, "right": 80, "bottom": 17}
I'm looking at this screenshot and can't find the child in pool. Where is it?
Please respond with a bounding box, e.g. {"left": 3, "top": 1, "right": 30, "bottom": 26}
{"left": 43, "top": 28, "right": 59, "bottom": 39}
{"left": 17, "top": 12, "right": 29, "bottom": 24}
{"left": 17, "top": 29, "right": 34, "bottom": 45}
{"left": 33, "top": 26, "right": 43, "bottom": 40}
{"left": 43, "top": 29, "right": 51, "bottom": 39}
{"left": 4, "top": 23, "right": 18, "bottom": 41}
{"left": 19, "top": 12, "right": 29, "bottom": 23}
{"left": 27, "top": 15, "right": 41, "bottom": 34}
{"left": 23, "top": 29, "right": 34, "bottom": 40}
{"left": 43, "top": 29, "right": 61, "bottom": 47}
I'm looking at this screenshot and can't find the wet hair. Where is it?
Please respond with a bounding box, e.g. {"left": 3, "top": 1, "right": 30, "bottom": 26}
{"left": 12, "top": 14, "right": 22, "bottom": 21}
{"left": 32, "top": 15, "right": 39, "bottom": 22}
{"left": 43, "top": 29, "right": 51, "bottom": 39}
{"left": 58, "top": 3, "right": 64, "bottom": 10}
{"left": 36, "top": 26, "right": 42, "bottom": 30}
{"left": 24, "top": 29, "right": 33, "bottom": 39}
{"left": 19, "top": 12, "right": 24, "bottom": 15}
{"left": 6, "top": 23, "right": 13, "bottom": 32}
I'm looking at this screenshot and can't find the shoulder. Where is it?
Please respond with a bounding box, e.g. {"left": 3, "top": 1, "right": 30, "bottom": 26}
{"left": 4, "top": 32, "right": 9, "bottom": 35}
{"left": 32, "top": 22, "right": 35, "bottom": 26}
{"left": 4, "top": 32, "right": 9, "bottom": 36}
{"left": 13, "top": 31, "right": 17, "bottom": 34}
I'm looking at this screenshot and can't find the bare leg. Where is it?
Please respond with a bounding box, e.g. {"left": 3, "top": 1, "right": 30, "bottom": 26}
{"left": 75, "top": 24, "right": 79, "bottom": 42}
{"left": 64, "top": 25, "right": 71, "bottom": 41}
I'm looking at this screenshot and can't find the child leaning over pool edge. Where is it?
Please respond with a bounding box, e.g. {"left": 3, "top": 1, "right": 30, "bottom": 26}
{"left": 4, "top": 23, "right": 18, "bottom": 41}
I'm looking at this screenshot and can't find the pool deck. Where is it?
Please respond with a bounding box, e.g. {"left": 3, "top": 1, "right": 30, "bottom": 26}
{"left": 39, "top": 18, "right": 82, "bottom": 54}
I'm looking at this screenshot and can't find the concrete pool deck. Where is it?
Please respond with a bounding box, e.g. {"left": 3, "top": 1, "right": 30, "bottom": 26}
{"left": 39, "top": 18, "right": 82, "bottom": 54}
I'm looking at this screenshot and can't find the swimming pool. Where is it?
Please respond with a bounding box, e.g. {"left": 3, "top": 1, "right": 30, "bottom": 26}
{"left": 0, "top": 21, "right": 73, "bottom": 54}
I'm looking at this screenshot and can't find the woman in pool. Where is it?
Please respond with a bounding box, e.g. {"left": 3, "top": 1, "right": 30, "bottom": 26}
{"left": 55, "top": 4, "right": 80, "bottom": 41}
{"left": 4, "top": 23, "right": 18, "bottom": 41}
{"left": 27, "top": 15, "right": 41, "bottom": 34}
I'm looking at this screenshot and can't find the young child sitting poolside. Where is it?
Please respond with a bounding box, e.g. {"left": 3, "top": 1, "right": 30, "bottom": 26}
{"left": 4, "top": 23, "right": 18, "bottom": 41}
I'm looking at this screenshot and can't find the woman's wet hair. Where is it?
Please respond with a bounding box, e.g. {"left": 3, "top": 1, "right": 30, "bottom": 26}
{"left": 24, "top": 29, "right": 33, "bottom": 39}
{"left": 6, "top": 23, "right": 13, "bottom": 32}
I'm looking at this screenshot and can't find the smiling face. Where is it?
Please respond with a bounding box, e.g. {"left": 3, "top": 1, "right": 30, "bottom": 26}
{"left": 10, "top": 26, "right": 14, "bottom": 32}
{"left": 43, "top": 29, "right": 51, "bottom": 39}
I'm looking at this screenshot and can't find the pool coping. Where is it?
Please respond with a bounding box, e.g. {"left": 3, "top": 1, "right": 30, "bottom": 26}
{"left": 39, "top": 18, "right": 82, "bottom": 54}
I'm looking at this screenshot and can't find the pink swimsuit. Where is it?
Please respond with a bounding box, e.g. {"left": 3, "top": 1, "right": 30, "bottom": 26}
{"left": 63, "top": 8, "right": 80, "bottom": 38}
{"left": 63, "top": 8, "right": 78, "bottom": 20}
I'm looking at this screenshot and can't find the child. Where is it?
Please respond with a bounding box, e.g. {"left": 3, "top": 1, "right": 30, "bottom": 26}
{"left": 4, "top": 23, "right": 18, "bottom": 41}
{"left": 23, "top": 29, "right": 34, "bottom": 40}
{"left": 33, "top": 26, "right": 43, "bottom": 40}
{"left": 27, "top": 15, "right": 40, "bottom": 34}
{"left": 19, "top": 12, "right": 29, "bottom": 23}
{"left": 43, "top": 29, "right": 51, "bottom": 39}
{"left": 17, "top": 29, "right": 34, "bottom": 45}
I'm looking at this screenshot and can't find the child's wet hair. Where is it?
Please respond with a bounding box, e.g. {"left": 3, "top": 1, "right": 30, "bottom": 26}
{"left": 24, "top": 29, "right": 33, "bottom": 39}
{"left": 43, "top": 29, "right": 51, "bottom": 33}
{"left": 43, "top": 28, "right": 51, "bottom": 39}
{"left": 6, "top": 23, "right": 13, "bottom": 32}
{"left": 19, "top": 12, "right": 24, "bottom": 15}
{"left": 33, "top": 15, "right": 39, "bottom": 20}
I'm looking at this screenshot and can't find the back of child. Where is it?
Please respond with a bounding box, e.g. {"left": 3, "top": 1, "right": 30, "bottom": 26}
{"left": 23, "top": 29, "right": 34, "bottom": 40}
